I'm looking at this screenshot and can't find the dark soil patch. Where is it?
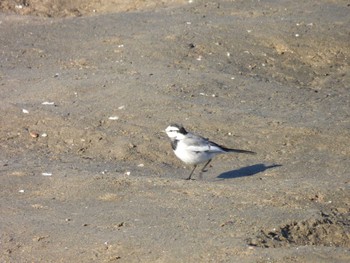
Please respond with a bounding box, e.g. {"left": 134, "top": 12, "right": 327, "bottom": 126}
{"left": 248, "top": 209, "right": 350, "bottom": 248}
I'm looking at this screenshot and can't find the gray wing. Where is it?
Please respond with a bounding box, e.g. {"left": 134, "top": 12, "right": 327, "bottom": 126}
{"left": 183, "top": 133, "right": 225, "bottom": 153}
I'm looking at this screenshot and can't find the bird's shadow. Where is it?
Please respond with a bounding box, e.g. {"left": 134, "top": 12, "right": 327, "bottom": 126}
{"left": 216, "top": 163, "right": 282, "bottom": 180}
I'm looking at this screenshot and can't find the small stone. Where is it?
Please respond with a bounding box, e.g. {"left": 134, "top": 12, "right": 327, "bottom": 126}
{"left": 29, "top": 131, "right": 39, "bottom": 138}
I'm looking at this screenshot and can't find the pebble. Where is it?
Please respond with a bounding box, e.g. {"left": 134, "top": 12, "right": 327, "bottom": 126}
{"left": 29, "top": 131, "right": 39, "bottom": 138}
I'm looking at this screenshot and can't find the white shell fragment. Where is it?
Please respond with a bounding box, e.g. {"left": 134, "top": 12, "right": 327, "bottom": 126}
{"left": 200, "top": 93, "right": 217, "bottom": 97}
{"left": 42, "top": 172, "right": 52, "bottom": 176}
{"left": 19, "top": 189, "right": 25, "bottom": 193}
{"left": 22, "top": 109, "right": 29, "bottom": 114}
{"left": 42, "top": 101, "right": 55, "bottom": 105}
{"left": 108, "top": 116, "right": 119, "bottom": 120}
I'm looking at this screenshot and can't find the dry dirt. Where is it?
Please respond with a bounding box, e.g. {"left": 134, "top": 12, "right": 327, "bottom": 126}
{"left": 0, "top": 0, "right": 349, "bottom": 262}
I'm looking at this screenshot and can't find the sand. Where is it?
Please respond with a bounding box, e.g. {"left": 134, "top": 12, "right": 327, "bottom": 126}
{"left": 0, "top": 0, "right": 349, "bottom": 262}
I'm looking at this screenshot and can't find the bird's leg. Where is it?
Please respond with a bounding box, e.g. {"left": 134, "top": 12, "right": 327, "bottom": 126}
{"left": 186, "top": 165, "right": 197, "bottom": 180}
{"left": 201, "top": 159, "right": 212, "bottom": 173}
{"left": 198, "top": 159, "right": 212, "bottom": 179}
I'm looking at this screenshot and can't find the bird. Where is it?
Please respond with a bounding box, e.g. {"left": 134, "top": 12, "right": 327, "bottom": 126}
{"left": 165, "top": 124, "right": 256, "bottom": 180}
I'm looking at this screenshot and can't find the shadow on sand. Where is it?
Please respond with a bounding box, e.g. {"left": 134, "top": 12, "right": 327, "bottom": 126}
{"left": 217, "top": 163, "right": 282, "bottom": 180}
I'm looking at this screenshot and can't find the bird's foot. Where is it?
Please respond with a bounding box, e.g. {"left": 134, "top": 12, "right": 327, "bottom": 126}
{"left": 201, "top": 166, "right": 212, "bottom": 173}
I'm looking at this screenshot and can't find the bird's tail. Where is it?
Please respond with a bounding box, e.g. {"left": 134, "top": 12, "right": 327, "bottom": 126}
{"left": 224, "top": 148, "right": 256, "bottom": 155}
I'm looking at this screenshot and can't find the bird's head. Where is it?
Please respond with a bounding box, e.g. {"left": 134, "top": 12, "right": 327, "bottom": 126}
{"left": 165, "top": 124, "right": 188, "bottom": 140}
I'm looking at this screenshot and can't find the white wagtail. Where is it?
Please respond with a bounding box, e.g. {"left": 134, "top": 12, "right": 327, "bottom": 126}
{"left": 165, "top": 124, "right": 256, "bottom": 180}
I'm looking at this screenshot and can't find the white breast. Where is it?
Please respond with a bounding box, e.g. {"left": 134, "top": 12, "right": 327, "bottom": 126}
{"left": 174, "top": 140, "right": 219, "bottom": 165}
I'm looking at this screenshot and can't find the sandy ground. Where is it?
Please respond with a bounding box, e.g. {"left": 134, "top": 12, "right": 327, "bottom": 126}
{"left": 0, "top": 0, "right": 349, "bottom": 262}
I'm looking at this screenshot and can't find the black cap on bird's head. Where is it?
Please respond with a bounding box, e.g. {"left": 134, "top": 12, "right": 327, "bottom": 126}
{"left": 165, "top": 124, "right": 188, "bottom": 139}
{"left": 170, "top": 124, "right": 188, "bottom": 134}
